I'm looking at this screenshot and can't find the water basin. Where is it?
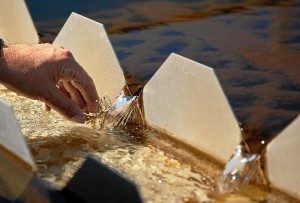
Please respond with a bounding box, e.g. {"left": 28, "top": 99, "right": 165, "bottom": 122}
{"left": 1, "top": 86, "right": 299, "bottom": 202}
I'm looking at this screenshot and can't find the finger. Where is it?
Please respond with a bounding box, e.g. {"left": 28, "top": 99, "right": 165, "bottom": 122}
{"left": 60, "top": 61, "right": 100, "bottom": 113}
{"left": 57, "top": 82, "right": 71, "bottom": 98}
{"left": 71, "top": 77, "right": 100, "bottom": 113}
{"left": 42, "top": 103, "right": 51, "bottom": 111}
{"left": 42, "top": 85, "right": 86, "bottom": 123}
{"left": 43, "top": 83, "right": 69, "bottom": 112}
{"left": 62, "top": 82, "right": 86, "bottom": 109}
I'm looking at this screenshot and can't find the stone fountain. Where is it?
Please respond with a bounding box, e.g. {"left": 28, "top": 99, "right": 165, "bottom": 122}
{"left": 0, "top": 1, "right": 299, "bottom": 202}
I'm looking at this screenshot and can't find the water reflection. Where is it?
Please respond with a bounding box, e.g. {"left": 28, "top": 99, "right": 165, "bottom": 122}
{"left": 216, "top": 145, "right": 261, "bottom": 194}
{"left": 26, "top": 0, "right": 294, "bottom": 35}
{"left": 27, "top": 126, "right": 147, "bottom": 186}
{"left": 5, "top": 0, "right": 300, "bottom": 201}
{"left": 1, "top": 87, "right": 299, "bottom": 202}
{"left": 108, "top": 4, "right": 300, "bottom": 143}
{"left": 27, "top": 0, "right": 300, "bottom": 141}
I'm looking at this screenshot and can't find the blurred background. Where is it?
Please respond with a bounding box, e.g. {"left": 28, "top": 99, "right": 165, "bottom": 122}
{"left": 25, "top": 0, "right": 300, "bottom": 145}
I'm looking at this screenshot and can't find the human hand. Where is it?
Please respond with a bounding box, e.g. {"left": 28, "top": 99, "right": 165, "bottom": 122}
{"left": 0, "top": 43, "right": 100, "bottom": 123}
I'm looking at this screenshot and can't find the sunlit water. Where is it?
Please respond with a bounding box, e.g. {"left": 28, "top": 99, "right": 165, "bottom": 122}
{"left": 1, "top": 0, "right": 299, "bottom": 201}
{"left": 26, "top": 0, "right": 300, "bottom": 144}
{"left": 1, "top": 86, "right": 299, "bottom": 202}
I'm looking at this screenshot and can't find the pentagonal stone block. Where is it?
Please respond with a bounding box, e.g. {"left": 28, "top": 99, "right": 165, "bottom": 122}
{"left": 266, "top": 115, "right": 300, "bottom": 199}
{"left": 0, "top": 98, "right": 35, "bottom": 200}
{"left": 143, "top": 53, "right": 241, "bottom": 163}
{"left": 53, "top": 13, "right": 126, "bottom": 101}
{"left": 0, "top": 0, "right": 38, "bottom": 44}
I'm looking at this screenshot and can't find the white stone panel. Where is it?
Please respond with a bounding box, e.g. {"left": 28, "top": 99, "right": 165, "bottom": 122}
{"left": 0, "top": 98, "right": 35, "bottom": 200}
{"left": 0, "top": 0, "right": 39, "bottom": 44}
{"left": 143, "top": 53, "right": 241, "bottom": 163}
{"left": 266, "top": 115, "right": 300, "bottom": 199}
{"left": 53, "top": 13, "right": 126, "bottom": 101}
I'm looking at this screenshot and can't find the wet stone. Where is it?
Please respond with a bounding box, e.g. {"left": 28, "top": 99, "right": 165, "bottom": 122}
{"left": 228, "top": 93, "right": 259, "bottom": 109}
{"left": 242, "top": 64, "right": 263, "bottom": 71}
{"left": 143, "top": 56, "right": 165, "bottom": 64}
{"left": 128, "top": 14, "right": 151, "bottom": 23}
{"left": 155, "top": 41, "right": 189, "bottom": 55}
{"left": 161, "top": 30, "right": 185, "bottom": 36}
{"left": 116, "top": 50, "right": 133, "bottom": 60}
{"left": 113, "top": 39, "right": 145, "bottom": 48}
{"left": 267, "top": 94, "right": 300, "bottom": 112}
{"left": 260, "top": 113, "right": 297, "bottom": 139}
{"left": 229, "top": 75, "right": 268, "bottom": 88}
{"left": 0, "top": 81, "right": 299, "bottom": 202}
{"left": 17, "top": 2, "right": 300, "bottom": 201}
{"left": 280, "top": 81, "right": 300, "bottom": 92}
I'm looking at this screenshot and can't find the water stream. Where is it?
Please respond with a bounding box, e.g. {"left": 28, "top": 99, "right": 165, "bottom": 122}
{"left": 1, "top": 86, "right": 299, "bottom": 202}
{"left": 1, "top": 0, "right": 299, "bottom": 201}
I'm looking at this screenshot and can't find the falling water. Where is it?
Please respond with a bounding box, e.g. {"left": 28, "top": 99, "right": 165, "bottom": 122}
{"left": 1, "top": 86, "right": 299, "bottom": 202}
{"left": 84, "top": 89, "right": 144, "bottom": 130}
{"left": 216, "top": 144, "right": 261, "bottom": 193}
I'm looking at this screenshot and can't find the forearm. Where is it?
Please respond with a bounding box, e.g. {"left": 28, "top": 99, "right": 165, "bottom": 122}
{"left": 0, "top": 47, "right": 22, "bottom": 91}
{"left": 0, "top": 38, "right": 16, "bottom": 88}
{"left": 0, "top": 53, "right": 4, "bottom": 83}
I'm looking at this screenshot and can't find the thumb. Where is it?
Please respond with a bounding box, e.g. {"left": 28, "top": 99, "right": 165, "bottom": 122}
{"left": 42, "top": 85, "right": 86, "bottom": 123}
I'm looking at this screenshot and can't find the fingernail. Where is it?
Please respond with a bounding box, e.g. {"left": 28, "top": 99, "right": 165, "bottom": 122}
{"left": 71, "top": 114, "right": 85, "bottom": 123}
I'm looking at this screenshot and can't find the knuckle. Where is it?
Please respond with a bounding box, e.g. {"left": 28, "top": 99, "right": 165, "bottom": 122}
{"left": 61, "top": 66, "right": 77, "bottom": 79}
{"left": 52, "top": 46, "right": 73, "bottom": 60}
{"left": 61, "top": 49, "right": 73, "bottom": 58}
{"left": 75, "top": 76, "right": 93, "bottom": 90}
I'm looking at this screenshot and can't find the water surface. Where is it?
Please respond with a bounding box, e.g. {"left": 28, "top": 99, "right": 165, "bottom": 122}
{"left": 7, "top": 1, "right": 300, "bottom": 201}
{"left": 26, "top": 0, "right": 300, "bottom": 143}
{"left": 1, "top": 86, "right": 299, "bottom": 202}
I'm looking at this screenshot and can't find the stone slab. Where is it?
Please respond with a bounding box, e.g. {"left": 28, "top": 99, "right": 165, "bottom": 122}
{"left": 0, "top": 0, "right": 38, "bottom": 44}
{"left": 143, "top": 53, "right": 241, "bottom": 163}
{"left": 266, "top": 115, "right": 300, "bottom": 199}
{"left": 0, "top": 98, "right": 35, "bottom": 200}
{"left": 53, "top": 13, "right": 126, "bottom": 101}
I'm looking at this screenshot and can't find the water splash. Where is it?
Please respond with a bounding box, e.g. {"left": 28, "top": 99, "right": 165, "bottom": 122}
{"left": 216, "top": 144, "right": 260, "bottom": 193}
{"left": 104, "top": 91, "right": 138, "bottom": 127}
{"left": 85, "top": 90, "right": 144, "bottom": 130}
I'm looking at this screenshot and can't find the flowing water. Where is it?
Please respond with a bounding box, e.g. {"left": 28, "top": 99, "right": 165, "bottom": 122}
{"left": 1, "top": 86, "right": 299, "bottom": 202}
{"left": 1, "top": 0, "right": 300, "bottom": 202}
{"left": 26, "top": 0, "right": 300, "bottom": 143}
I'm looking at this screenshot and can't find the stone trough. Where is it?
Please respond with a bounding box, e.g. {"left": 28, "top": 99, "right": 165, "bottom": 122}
{"left": 0, "top": 1, "right": 299, "bottom": 201}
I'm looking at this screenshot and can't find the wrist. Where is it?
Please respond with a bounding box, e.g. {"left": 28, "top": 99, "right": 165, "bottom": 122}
{"left": 0, "top": 44, "right": 11, "bottom": 86}
{"left": 0, "top": 38, "right": 8, "bottom": 57}
{"left": 0, "top": 38, "right": 4, "bottom": 58}
{"left": 0, "top": 45, "right": 33, "bottom": 94}
{"left": 0, "top": 38, "right": 5, "bottom": 83}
